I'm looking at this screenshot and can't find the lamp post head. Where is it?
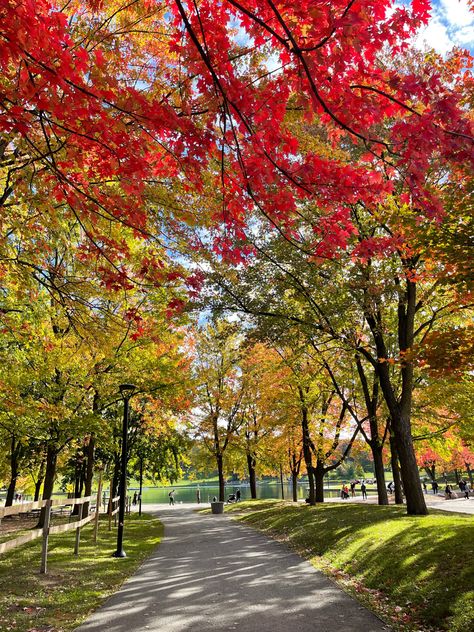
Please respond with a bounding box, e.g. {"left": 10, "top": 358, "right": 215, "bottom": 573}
{"left": 119, "top": 383, "right": 136, "bottom": 398}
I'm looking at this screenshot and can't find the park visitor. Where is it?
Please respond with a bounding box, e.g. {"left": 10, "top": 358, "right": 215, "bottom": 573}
{"left": 169, "top": 490, "right": 175, "bottom": 505}
{"left": 361, "top": 482, "right": 367, "bottom": 499}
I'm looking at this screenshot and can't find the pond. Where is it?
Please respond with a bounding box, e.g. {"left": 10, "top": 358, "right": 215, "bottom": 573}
{"left": 132, "top": 480, "right": 377, "bottom": 504}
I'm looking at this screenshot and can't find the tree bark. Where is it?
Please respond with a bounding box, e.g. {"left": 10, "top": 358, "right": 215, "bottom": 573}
{"left": 280, "top": 464, "right": 285, "bottom": 499}
{"left": 5, "top": 435, "right": 22, "bottom": 507}
{"left": 82, "top": 434, "right": 95, "bottom": 515}
{"left": 36, "top": 443, "right": 58, "bottom": 528}
{"left": 246, "top": 452, "right": 257, "bottom": 499}
{"left": 390, "top": 434, "right": 404, "bottom": 505}
{"left": 314, "top": 463, "right": 325, "bottom": 503}
{"left": 465, "top": 462, "right": 473, "bottom": 487}
{"left": 423, "top": 464, "right": 436, "bottom": 482}
{"left": 33, "top": 457, "right": 46, "bottom": 502}
{"left": 300, "top": 401, "right": 315, "bottom": 505}
{"left": 217, "top": 452, "right": 225, "bottom": 502}
{"left": 34, "top": 477, "right": 43, "bottom": 502}
{"left": 365, "top": 276, "right": 427, "bottom": 515}
{"left": 291, "top": 470, "right": 298, "bottom": 502}
{"left": 372, "top": 444, "right": 388, "bottom": 505}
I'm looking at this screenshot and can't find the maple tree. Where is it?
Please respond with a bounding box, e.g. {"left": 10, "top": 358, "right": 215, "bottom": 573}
{"left": 234, "top": 342, "right": 290, "bottom": 498}
{"left": 191, "top": 321, "right": 246, "bottom": 502}
{"left": 1, "top": 1, "right": 473, "bottom": 517}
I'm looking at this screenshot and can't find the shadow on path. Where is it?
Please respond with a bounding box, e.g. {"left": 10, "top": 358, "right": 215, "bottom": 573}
{"left": 76, "top": 506, "right": 389, "bottom": 632}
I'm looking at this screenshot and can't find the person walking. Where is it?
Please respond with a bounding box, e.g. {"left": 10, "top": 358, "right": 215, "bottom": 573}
{"left": 168, "top": 490, "right": 175, "bottom": 505}
{"left": 350, "top": 481, "right": 356, "bottom": 497}
{"left": 432, "top": 480, "right": 439, "bottom": 494}
{"left": 236, "top": 489, "right": 241, "bottom": 502}
{"left": 196, "top": 488, "right": 201, "bottom": 504}
{"left": 361, "top": 482, "right": 367, "bottom": 500}
{"left": 459, "top": 480, "right": 470, "bottom": 500}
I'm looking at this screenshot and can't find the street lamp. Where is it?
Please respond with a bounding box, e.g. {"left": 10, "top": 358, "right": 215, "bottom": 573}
{"left": 113, "top": 383, "right": 136, "bottom": 558}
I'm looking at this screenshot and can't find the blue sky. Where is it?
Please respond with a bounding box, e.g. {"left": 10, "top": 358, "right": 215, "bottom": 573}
{"left": 414, "top": 0, "right": 474, "bottom": 54}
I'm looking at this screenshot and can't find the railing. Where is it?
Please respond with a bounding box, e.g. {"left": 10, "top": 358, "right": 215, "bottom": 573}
{"left": 0, "top": 484, "right": 120, "bottom": 574}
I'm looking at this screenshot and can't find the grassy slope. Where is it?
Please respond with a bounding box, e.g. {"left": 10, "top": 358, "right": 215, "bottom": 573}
{"left": 0, "top": 513, "right": 162, "bottom": 632}
{"left": 225, "top": 500, "right": 473, "bottom": 632}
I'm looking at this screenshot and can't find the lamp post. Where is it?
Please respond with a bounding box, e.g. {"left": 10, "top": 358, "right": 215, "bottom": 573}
{"left": 113, "top": 383, "right": 136, "bottom": 558}
{"left": 138, "top": 452, "right": 143, "bottom": 517}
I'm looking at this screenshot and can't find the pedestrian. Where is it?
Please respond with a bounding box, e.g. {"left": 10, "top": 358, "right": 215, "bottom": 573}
{"left": 361, "top": 482, "right": 367, "bottom": 499}
{"left": 132, "top": 491, "right": 138, "bottom": 505}
{"left": 168, "top": 489, "right": 175, "bottom": 505}
{"left": 445, "top": 484, "right": 452, "bottom": 500}
{"left": 459, "top": 480, "right": 470, "bottom": 500}
{"left": 422, "top": 481, "right": 427, "bottom": 493}
{"left": 236, "top": 489, "right": 241, "bottom": 502}
{"left": 464, "top": 481, "right": 471, "bottom": 500}
{"left": 196, "top": 488, "right": 201, "bottom": 504}
{"left": 350, "top": 481, "right": 356, "bottom": 497}
{"left": 432, "top": 480, "right": 439, "bottom": 494}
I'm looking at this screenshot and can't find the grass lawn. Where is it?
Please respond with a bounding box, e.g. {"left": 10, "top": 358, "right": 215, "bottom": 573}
{"left": 224, "top": 500, "right": 473, "bottom": 632}
{"left": 0, "top": 513, "right": 162, "bottom": 632}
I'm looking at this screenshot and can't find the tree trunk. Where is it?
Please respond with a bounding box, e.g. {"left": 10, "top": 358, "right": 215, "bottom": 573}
{"left": 366, "top": 277, "right": 427, "bottom": 515}
{"left": 454, "top": 469, "right": 460, "bottom": 484}
{"left": 301, "top": 402, "right": 315, "bottom": 505}
{"left": 465, "top": 462, "right": 473, "bottom": 487}
{"left": 82, "top": 434, "right": 95, "bottom": 515}
{"left": 34, "top": 477, "right": 43, "bottom": 502}
{"left": 36, "top": 444, "right": 58, "bottom": 528}
{"left": 247, "top": 452, "right": 257, "bottom": 499}
{"left": 33, "top": 458, "right": 46, "bottom": 502}
{"left": 279, "top": 464, "right": 285, "bottom": 500}
{"left": 372, "top": 444, "right": 388, "bottom": 505}
{"left": 291, "top": 470, "right": 298, "bottom": 502}
{"left": 390, "top": 434, "right": 404, "bottom": 505}
{"left": 217, "top": 452, "right": 225, "bottom": 502}
{"left": 424, "top": 465, "right": 436, "bottom": 482}
{"left": 314, "top": 464, "right": 325, "bottom": 503}
{"left": 5, "top": 435, "right": 21, "bottom": 507}
{"left": 394, "top": 417, "right": 426, "bottom": 514}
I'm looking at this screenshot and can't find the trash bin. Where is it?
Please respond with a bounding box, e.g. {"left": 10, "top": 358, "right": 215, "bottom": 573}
{"left": 210, "top": 501, "right": 224, "bottom": 515}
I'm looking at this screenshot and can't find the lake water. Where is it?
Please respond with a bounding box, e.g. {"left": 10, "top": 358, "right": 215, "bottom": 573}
{"left": 133, "top": 481, "right": 376, "bottom": 504}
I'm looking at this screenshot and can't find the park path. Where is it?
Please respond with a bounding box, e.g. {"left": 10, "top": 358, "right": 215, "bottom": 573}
{"left": 77, "top": 504, "right": 389, "bottom": 632}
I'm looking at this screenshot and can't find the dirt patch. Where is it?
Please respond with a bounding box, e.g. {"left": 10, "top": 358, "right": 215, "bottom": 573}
{"left": 0, "top": 515, "right": 38, "bottom": 536}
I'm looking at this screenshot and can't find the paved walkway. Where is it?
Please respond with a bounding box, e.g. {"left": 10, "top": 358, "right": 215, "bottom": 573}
{"left": 77, "top": 505, "right": 389, "bottom": 632}
{"left": 326, "top": 494, "right": 474, "bottom": 515}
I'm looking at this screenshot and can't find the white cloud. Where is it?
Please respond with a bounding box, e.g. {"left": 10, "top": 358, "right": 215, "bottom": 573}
{"left": 413, "top": 0, "right": 474, "bottom": 54}
{"left": 415, "top": 15, "right": 455, "bottom": 53}
{"left": 438, "top": 0, "right": 473, "bottom": 28}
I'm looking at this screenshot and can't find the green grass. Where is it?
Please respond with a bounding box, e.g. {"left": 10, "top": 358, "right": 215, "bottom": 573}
{"left": 0, "top": 513, "right": 162, "bottom": 632}
{"left": 224, "top": 500, "right": 473, "bottom": 632}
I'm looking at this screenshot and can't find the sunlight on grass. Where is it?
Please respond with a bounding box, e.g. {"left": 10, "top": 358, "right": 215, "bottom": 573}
{"left": 0, "top": 513, "right": 162, "bottom": 632}
{"left": 226, "top": 501, "right": 473, "bottom": 631}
